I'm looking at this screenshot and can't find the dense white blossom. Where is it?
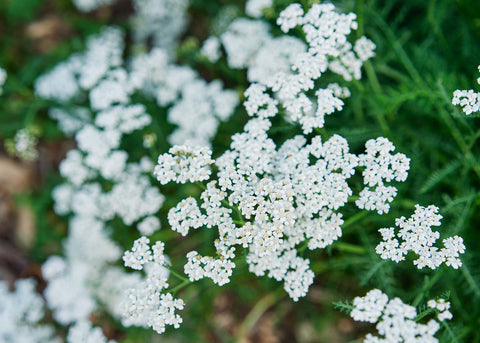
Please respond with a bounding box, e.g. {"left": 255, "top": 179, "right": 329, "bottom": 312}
{"left": 31, "top": 1, "right": 420, "bottom": 339}
{"left": 42, "top": 215, "right": 123, "bottom": 324}
{"left": 35, "top": 27, "right": 124, "bottom": 100}
{"left": 200, "top": 36, "right": 222, "bottom": 62}
{"left": 154, "top": 143, "right": 214, "bottom": 184}
{"left": 155, "top": 118, "right": 364, "bottom": 301}
{"left": 149, "top": 4, "right": 406, "bottom": 306}
{"left": 131, "top": 0, "right": 188, "bottom": 52}
{"left": 7, "top": 128, "right": 39, "bottom": 161}
{"left": 221, "top": 19, "right": 272, "bottom": 69}
{"left": 214, "top": 3, "right": 375, "bottom": 133}
{"left": 376, "top": 204, "right": 465, "bottom": 269}
{"left": 356, "top": 137, "right": 410, "bottom": 214}
{"left": 166, "top": 79, "right": 239, "bottom": 146}
{"left": 138, "top": 216, "right": 162, "bottom": 236}
{"left": 244, "top": 83, "right": 278, "bottom": 118}
{"left": 129, "top": 48, "right": 239, "bottom": 146}
{"left": 350, "top": 289, "right": 445, "bottom": 343}
{"left": 452, "top": 65, "right": 480, "bottom": 115}
{"left": 71, "top": 0, "right": 115, "bottom": 12}
{"left": 245, "top": 0, "right": 272, "bottom": 18}
{"left": 0, "top": 279, "right": 60, "bottom": 343}
{"left": 67, "top": 320, "right": 116, "bottom": 343}
{"left": 248, "top": 36, "right": 306, "bottom": 85}
{"left": 122, "top": 237, "right": 184, "bottom": 334}
{"left": 351, "top": 289, "right": 389, "bottom": 323}
{"left": 354, "top": 36, "right": 377, "bottom": 61}
{"left": 427, "top": 299, "right": 453, "bottom": 322}
{"left": 89, "top": 69, "right": 132, "bottom": 110}
{"left": 49, "top": 107, "right": 91, "bottom": 136}
{"left": 270, "top": 4, "right": 375, "bottom": 132}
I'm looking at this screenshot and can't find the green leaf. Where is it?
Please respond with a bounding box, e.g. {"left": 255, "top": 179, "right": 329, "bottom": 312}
{"left": 419, "top": 159, "right": 461, "bottom": 194}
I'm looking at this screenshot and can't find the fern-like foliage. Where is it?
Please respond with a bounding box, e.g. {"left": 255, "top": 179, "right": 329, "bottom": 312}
{"left": 332, "top": 299, "right": 355, "bottom": 314}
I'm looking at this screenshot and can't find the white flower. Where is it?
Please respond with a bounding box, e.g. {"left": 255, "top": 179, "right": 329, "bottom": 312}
{"left": 221, "top": 18, "right": 271, "bottom": 69}
{"left": 160, "top": 116, "right": 364, "bottom": 301}
{"left": 245, "top": 0, "right": 272, "bottom": 18}
{"left": 71, "top": 0, "right": 115, "bottom": 12}
{"left": 0, "top": 279, "right": 60, "bottom": 343}
{"left": 351, "top": 289, "right": 389, "bottom": 323}
{"left": 131, "top": 0, "right": 188, "bottom": 52}
{"left": 200, "top": 36, "right": 222, "bottom": 62}
{"left": 350, "top": 289, "right": 448, "bottom": 343}
{"left": 48, "top": 107, "right": 91, "bottom": 136}
{"left": 123, "top": 236, "right": 153, "bottom": 270}
{"left": 452, "top": 65, "right": 480, "bottom": 115}
{"left": 376, "top": 204, "right": 465, "bottom": 269}
{"left": 276, "top": 3, "right": 304, "bottom": 33}
{"left": 10, "top": 128, "right": 39, "bottom": 161}
{"left": 122, "top": 237, "right": 184, "bottom": 334}
{"left": 356, "top": 137, "right": 410, "bottom": 214}
{"left": 354, "top": 36, "right": 376, "bottom": 61}
{"left": 67, "top": 320, "right": 116, "bottom": 343}
{"left": 154, "top": 143, "right": 214, "bottom": 185}
{"left": 138, "top": 216, "right": 161, "bottom": 236}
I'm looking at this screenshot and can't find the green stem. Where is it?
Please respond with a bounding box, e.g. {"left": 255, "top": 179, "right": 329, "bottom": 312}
{"left": 442, "top": 320, "right": 459, "bottom": 343}
{"left": 461, "top": 264, "right": 480, "bottom": 299}
{"left": 168, "top": 279, "right": 191, "bottom": 295}
{"left": 195, "top": 181, "right": 207, "bottom": 190}
{"left": 168, "top": 267, "right": 190, "bottom": 283}
{"left": 342, "top": 211, "right": 369, "bottom": 229}
{"left": 412, "top": 273, "right": 442, "bottom": 307}
{"left": 414, "top": 308, "right": 436, "bottom": 322}
{"left": 332, "top": 242, "right": 367, "bottom": 254}
{"left": 234, "top": 290, "right": 283, "bottom": 343}
{"left": 371, "top": 12, "right": 422, "bottom": 85}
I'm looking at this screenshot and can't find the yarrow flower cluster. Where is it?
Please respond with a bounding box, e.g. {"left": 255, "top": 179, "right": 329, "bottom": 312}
{"left": 36, "top": 28, "right": 238, "bottom": 147}
{"left": 5, "top": 127, "right": 39, "bottom": 161}
{"left": 0, "top": 279, "right": 60, "bottom": 343}
{"left": 34, "top": 26, "right": 164, "bottom": 330}
{"left": 155, "top": 117, "right": 376, "bottom": 301}
{"left": 271, "top": 3, "right": 375, "bottom": 133}
{"left": 30, "top": 1, "right": 237, "bottom": 337}
{"left": 147, "top": 4, "right": 405, "bottom": 317}
{"left": 122, "top": 237, "right": 184, "bottom": 334}
{"left": 71, "top": 0, "right": 114, "bottom": 12}
{"left": 22, "top": 0, "right": 467, "bottom": 340}
{"left": 350, "top": 289, "right": 448, "bottom": 343}
{"left": 154, "top": 143, "right": 214, "bottom": 184}
{"left": 155, "top": 119, "right": 412, "bottom": 308}
{"left": 356, "top": 137, "right": 410, "bottom": 214}
{"left": 427, "top": 298, "right": 453, "bottom": 322}
{"left": 452, "top": 65, "right": 480, "bottom": 115}
{"left": 131, "top": 0, "right": 188, "bottom": 52}
{"left": 376, "top": 204, "right": 465, "bottom": 269}
{"left": 67, "top": 320, "right": 116, "bottom": 343}
{"left": 213, "top": 3, "right": 375, "bottom": 134}
{"left": 245, "top": 0, "right": 272, "bottom": 18}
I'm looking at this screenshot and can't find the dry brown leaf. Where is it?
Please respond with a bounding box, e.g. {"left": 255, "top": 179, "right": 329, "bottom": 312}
{"left": 0, "top": 156, "right": 32, "bottom": 194}
{"left": 24, "top": 15, "right": 72, "bottom": 53}
{"left": 15, "top": 205, "right": 36, "bottom": 249}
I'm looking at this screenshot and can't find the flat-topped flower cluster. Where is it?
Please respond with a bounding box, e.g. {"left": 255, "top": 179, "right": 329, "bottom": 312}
{"left": 376, "top": 204, "right": 465, "bottom": 269}
{"left": 10, "top": 0, "right": 466, "bottom": 340}
{"left": 350, "top": 288, "right": 451, "bottom": 343}
{"left": 147, "top": 3, "right": 411, "bottom": 306}
{"left": 452, "top": 65, "right": 480, "bottom": 115}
